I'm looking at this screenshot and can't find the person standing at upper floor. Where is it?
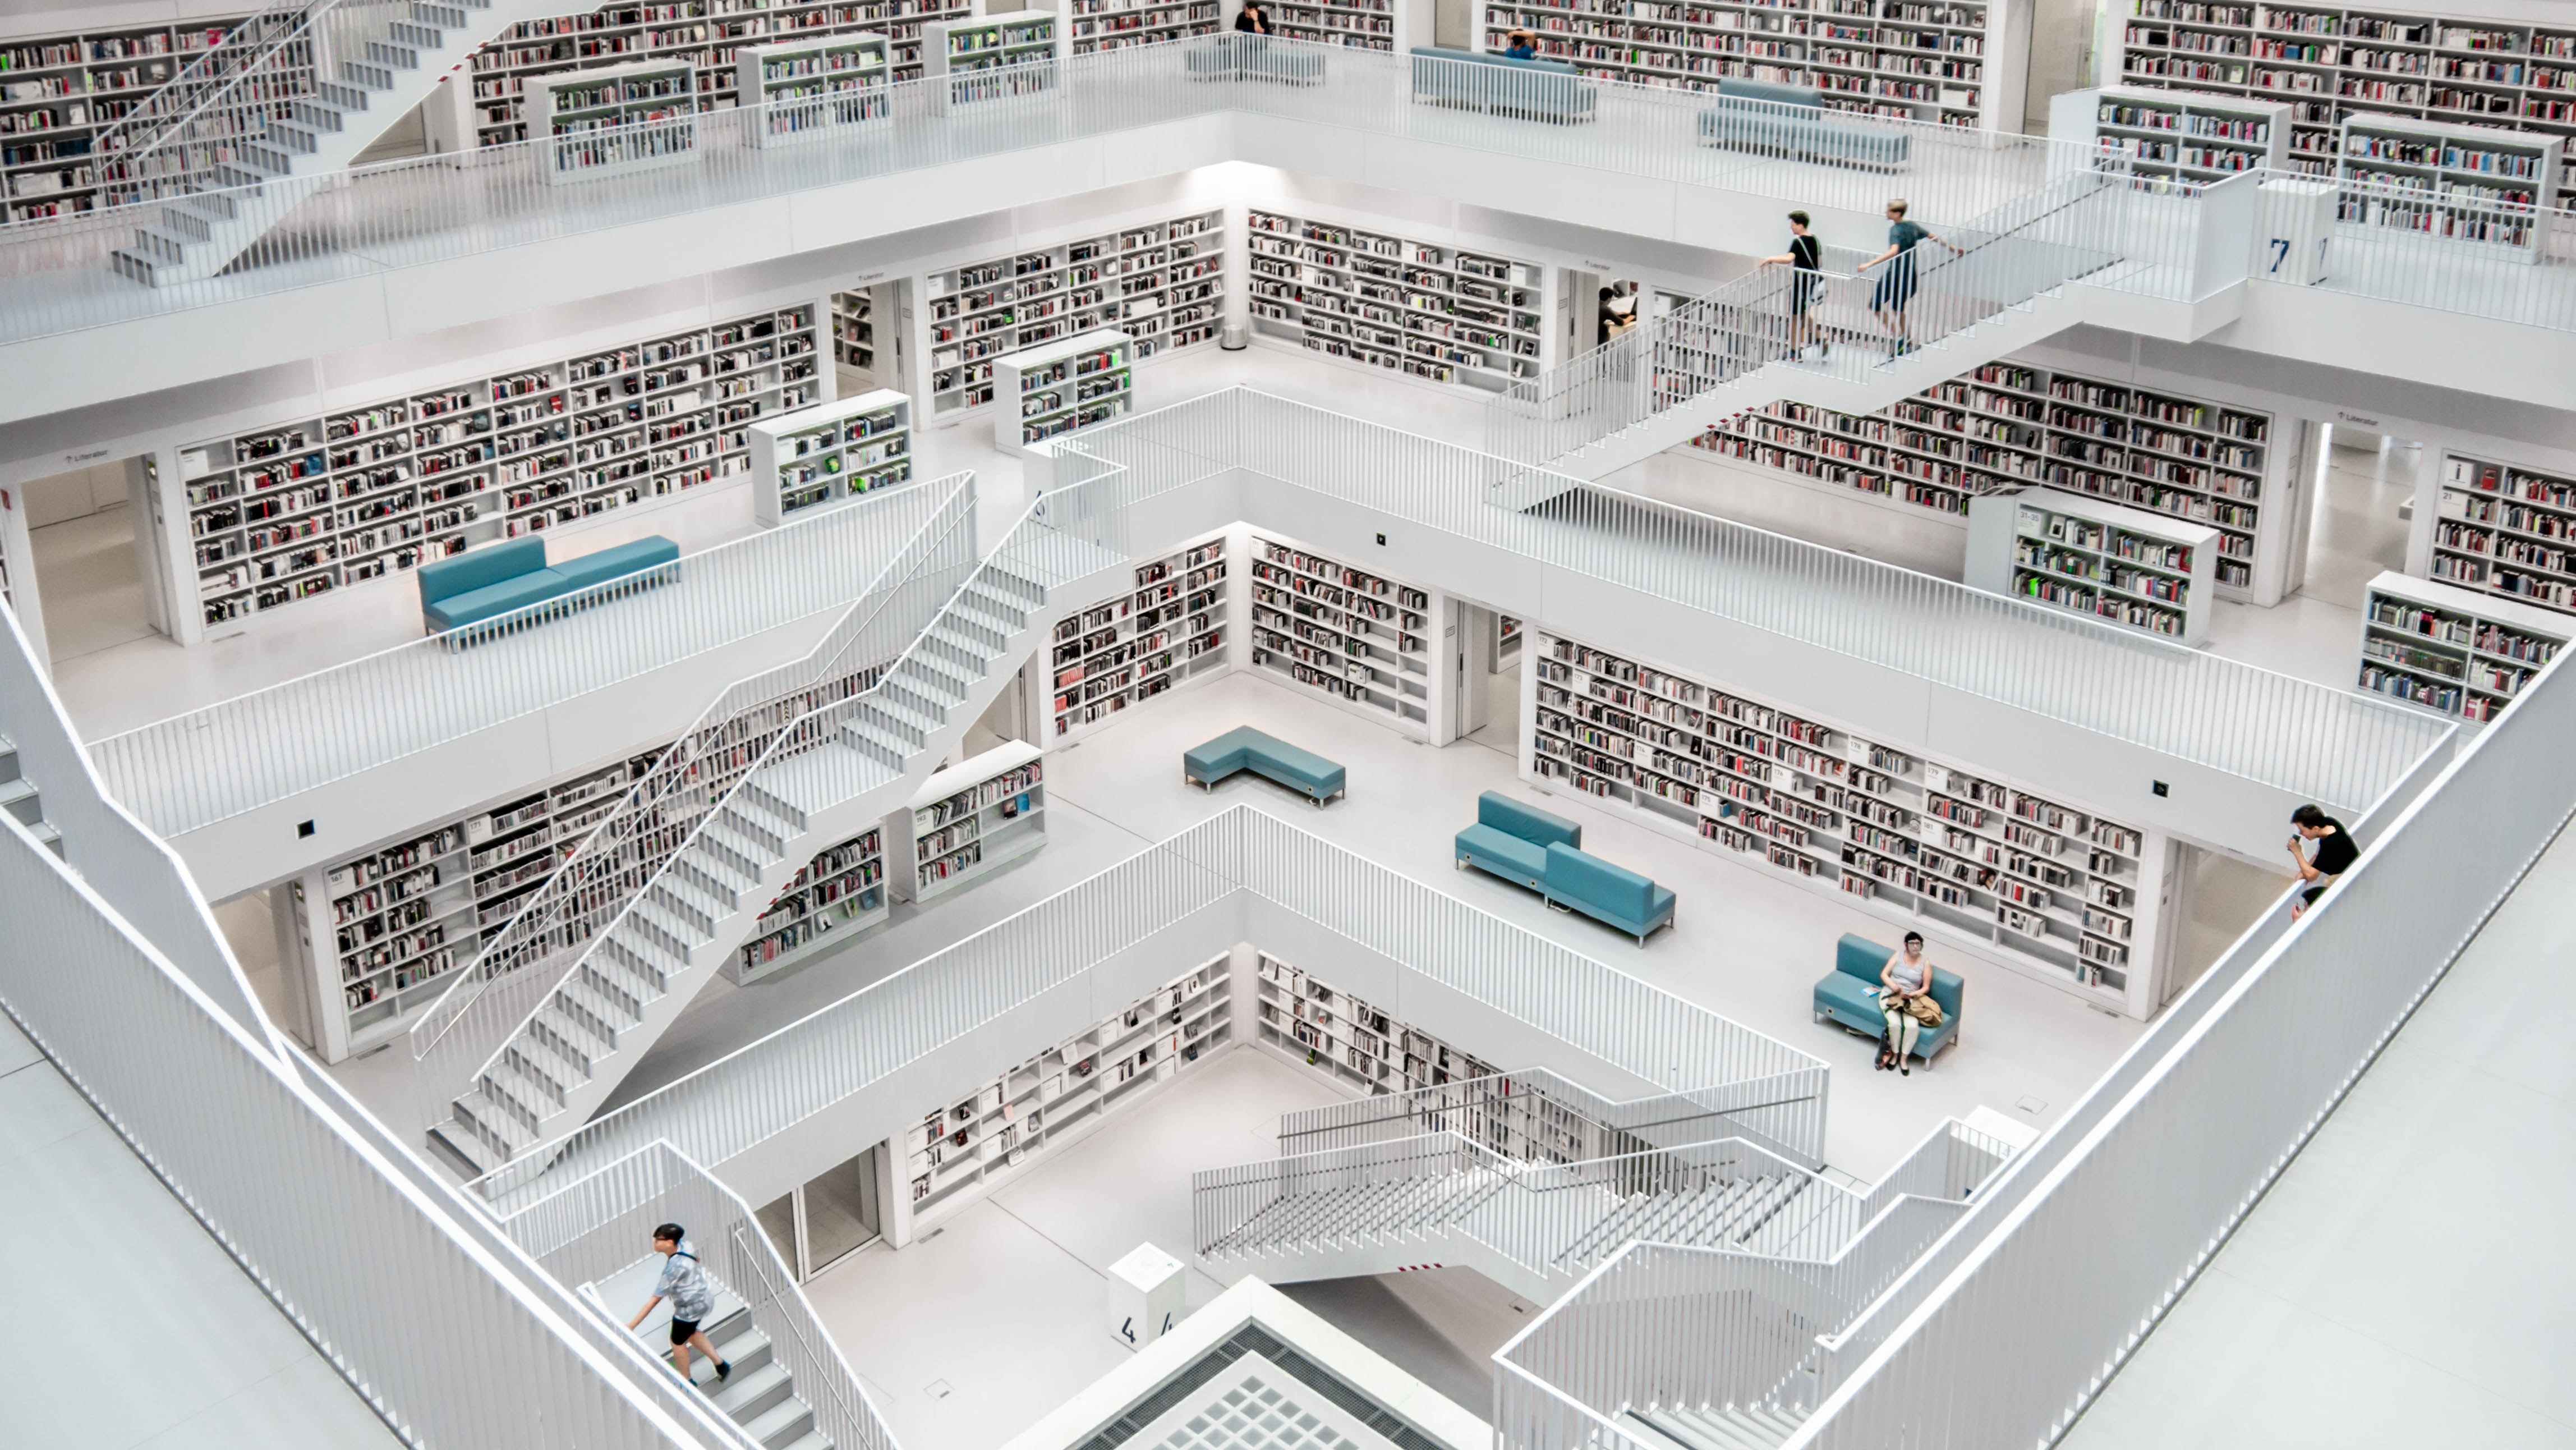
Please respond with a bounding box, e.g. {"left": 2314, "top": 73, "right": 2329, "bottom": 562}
{"left": 1236, "top": 1, "right": 1272, "bottom": 33}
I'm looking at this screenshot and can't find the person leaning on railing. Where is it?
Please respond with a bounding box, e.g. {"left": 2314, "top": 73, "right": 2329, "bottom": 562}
{"left": 1759, "top": 209, "right": 1828, "bottom": 361}
{"left": 2287, "top": 803, "right": 2359, "bottom": 920}
{"left": 1236, "top": 1, "right": 1272, "bottom": 33}
{"left": 1861, "top": 199, "right": 1962, "bottom": 357}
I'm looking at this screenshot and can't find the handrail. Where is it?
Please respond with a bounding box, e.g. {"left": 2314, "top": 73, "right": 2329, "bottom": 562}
{"left": 95, "top": 7, "right": 323, "bottom": 201}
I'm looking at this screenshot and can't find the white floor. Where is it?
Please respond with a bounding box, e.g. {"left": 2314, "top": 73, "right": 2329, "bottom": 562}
{"left": 0, "top": 1013, "right": 401, "bottom": 1450}
{"left": 2063, "top": 817, "right": 2576, "bottom": 1450}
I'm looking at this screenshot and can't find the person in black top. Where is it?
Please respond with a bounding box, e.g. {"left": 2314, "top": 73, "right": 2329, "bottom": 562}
{"left": 1758, "top": 210, "right": 1827, "bottom": 360}
{"left": 2288, "top": 804, "right": 2359, "bottom": 919}
{"left": 1596, "top": 286, "right": 1625, "bottom": 347}
{"left": 1235, "top": 0, "right": 1272, "bottom": 33}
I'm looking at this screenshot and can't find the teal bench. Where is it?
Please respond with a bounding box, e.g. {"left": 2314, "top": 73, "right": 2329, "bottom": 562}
{"left": 1455, "top": 792, "right": 1675, "bottom": 944}
{"left": 418, "top": 534, "right": 680, "bottom": 643}
{"left": 1698, "top": 79, "right": 1910, "bottom": 172}
{"left": 1412, "top": 46, "right": 1595, "bottom": 125}
{"left": 1813, "top": 932, "right": 1962, "bottom": 1068}
{"left": 1184, "top": 726, "right": 1346, "bottom": 805}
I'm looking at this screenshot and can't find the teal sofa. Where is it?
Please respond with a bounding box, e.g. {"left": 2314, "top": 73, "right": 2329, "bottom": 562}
{"left": 1455, "top": 792, "right": 1675, "bottom": 944}
{"left": 1411, "top": 46, "right": 1595, "bottom": 125}
{"left": 1813, "top": 932, "right": 1961, "bottom": 1067}
{"left": 418, "top": 534, "right": 680, "bottom": 642}
{"left": 1184, "top": 726, "right": 1346, "bottom": 805}
{"left": 1698, "top": 79, "right": 1909, "bottom": 172}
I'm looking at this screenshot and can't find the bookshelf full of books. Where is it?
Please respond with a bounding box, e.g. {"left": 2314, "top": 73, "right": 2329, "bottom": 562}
{"left": 893, "top": 740, "right": 1048, "bottom": 904}
{"left": 0, "top": 14, "right": 255, "bottom": 221}
{"left": 1477, "top": 0, "right": 2008, "bottom": 128}
{"left": 1965, "top": 487, "right": 2218, "bottom": 645}
{"left": 832, "top": 287, "right": 878, "bottom": 372}
{"left": 1245, "top": 209, "right": 1545, "bottom": 393}
{"left": 730, "top": 825, "right": 890, "bottom": 984}
{"left": 2112, "top": 2, "right": 2576, "bottom": 210}
{"left": 749, "top": 388, "right": 914, "bottom": 525}
{"left": 735, "top": 33, "right": 892, "bottom": 149}
{"left": 283, "top": 751, "right": 664, "bottom": 1061}
{"left": 1275, "top": 0, "right": 1402, "bottom": 49}
{"left": 1068, "top": 0, "right": 1225, "bottom": 54}
{"left": 457, "top": 0, "right": 974, "bottom": 148}
{"left": 923, "top": 10, "right": 1059, "bottom": 111}
{"left": 994, "top": 330, "right": 1133, "bottom": 455}
{"left": 922, "top": 209, "right": 1225, "bottom": 417}
{"left": 536, "top": 59, "right": 702, "bottom": 184}
{"left": 178, "top": 304, "right": 820, "bottom": 634}
{"left": 1528, "top": 630, "right": 2156, "bottom": 1010}
{"left": 1050, "top": 534, "right": 1231, "bottom": 742}
{"left": 2427, "top": 451, "right": 2576, "bottom": 618}
{"left": 2047, "top": 85, "right": 2290, "bottom": 185}
{"left": 2355, "top": 569, "right": 2566, "bottom": 723}
{"left": 1249, "top": 534, "right": 1437, "bottom": 737}
{"left": 1252, "top": 954, "right": 1498, "bottom": 1100}
{"left": 1692, "top": 358, "right": 2281, "bottom": 603}
{"left": 890, "top": 957, "right": 1231, "bottom": 1242}
{"left": 2335, "top": 112, "right": 2560, "bottom": 259}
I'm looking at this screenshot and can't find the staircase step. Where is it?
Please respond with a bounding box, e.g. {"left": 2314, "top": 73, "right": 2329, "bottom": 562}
{"left": 451, "top": 1083, "right": 541, "bottom": 1157}
{"left": 838, "top": 719, "right": 909, "bottom": 769}
{"left": 555, "top": 975, "right": 641, "bottom": 1043}
{"left": 24, "top": 820, "right": 62, "bottom": 858}
{"left": 338, "top": 58, "right": 398, "bottom": 90}
{"left": 502, "top": 1039, "right": 582, "bottom": 1107}
{"left": 740, "top": 1393, "right": 817, "bottom": 1450}
{"left": 476, "top": 1061, "right": 559, "bottom": 1134}
{"left": 711, "top": 1360, "right": 797, "bottom": 1426}
{"left": 531, "top": 1006, "right": 611, "bottom": 1075}
{"left": 317, "top": 80, "right": 372, "bottom": 110}
{"left": 0, "top": 776, "right": 39, "bottom": 825}
{"left": 427, "top": 1117, "right": 505, "bottom": 1177}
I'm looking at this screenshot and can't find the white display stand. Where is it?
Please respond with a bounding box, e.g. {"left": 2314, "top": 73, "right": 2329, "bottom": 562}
{"left": 892, "top": 738, "right": 1047, "bottom": 903}
{"left": 992, "top": 329, "right": 1133, "bottom": 456}
{"left": 2049, "top": 86, "right": 2289, "bottom": 187}
{"left": 737, "top": 33, "right": 891, "bottom": 149}
{"left": 536, "top": 59, "right": 700, "bottom": 186}
{"left": 923, "top": 10, "right": 1059, "bottom": 111}
{"left": 1106, "top": 1244, "right": 1186, "bottom": 1350}
{"left": 748, "top": 388, "right": 914, "bottom": 526}
{"left": 2257, "top": 178, "right": 2336, "bottom": 285}
{"left": 2338, "top": 112, "right": 2561, "bottom": 264}
{"left": 1965, "top": 487, "right": 2217, "bottom": 646}
{"left": 2357, "top": 570, "right": 2569, "bottom": 725}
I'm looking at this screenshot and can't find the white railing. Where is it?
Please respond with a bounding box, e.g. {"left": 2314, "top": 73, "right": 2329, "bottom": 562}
{"left": 471, "top": 802, "right": 1827, "bottom": 1210}
{"left": 89, "top": 480, "right": 958, "bottom": 841}
{"left": 88, "top": 8, "right": 314, "bottom": 200}
{"left": 2279, "top": 169, "right": 2576, "bottom": 333}
{"left": 499, "top": 1141, "right": 896, "bottom": 1450}
{"left": 1276, "top": 1064, "right": 1830, "bottom": 1168}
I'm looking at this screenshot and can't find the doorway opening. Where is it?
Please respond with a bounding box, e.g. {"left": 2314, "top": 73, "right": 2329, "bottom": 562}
{"left": 2295, "top": 423, "right": 2417, "bottom": 607}
{"left": 23, "top": 456, "right": 163, "bottom": 666}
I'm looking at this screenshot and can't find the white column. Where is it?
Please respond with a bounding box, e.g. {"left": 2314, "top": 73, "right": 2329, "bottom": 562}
{"left": 1222, "top": 202, "right": 1252, "bottom": 344}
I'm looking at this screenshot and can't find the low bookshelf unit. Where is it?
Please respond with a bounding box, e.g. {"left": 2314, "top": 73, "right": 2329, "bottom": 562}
{"left": 894, "top": 740, "right": 1048, "bottom": 904}
{"left": 736, "top": 33, "right": 892, "bottom": 148}
{"left": 995, "top": 330, "right": 1133, "bottom": 456}
{"left": 1050, "top": 534, "right": 1230, "bottom": 742}
{"left": 1248, "top": 534, "right": 1436, "bottom": 738}
{"left": 923, "top": 10, "right": 1059, "bottom": 111}
{"left": 1068, "top": 0, "right": 1224, "bottom": 53}
{"left": 748, "top": 388, "right": 914, "bottom": 526}
{"left": 1966, "top": 487, "right": 2217, "bottom": 645}
{"left": 1252, "top": 953, "right": 1496, "bottom": 1099}
{"left": 730, "top": 825, "right": 890, "bottom": 983}
{"left": 2357, "top": 570, "right": 2568, "bottom": 723}
{"left": 2428, "top": 451, "right": 2576, "bottom": 616}
{"left": 1245, "top": 209, "right": 1545, "bottom": 393}
{"left": 2337, "top": 112, "right": 2561, "bottom": 260}
{"left": 2048, "top": 85, "right": 2290, "bottom": 185}
{"left": 535, "top": 59, "right": 701, "bottom": 185}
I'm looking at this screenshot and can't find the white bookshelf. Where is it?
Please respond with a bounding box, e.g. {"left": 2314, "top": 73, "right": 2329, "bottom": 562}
{"left": 2112, "top": 2, "right": 2576, "bottom": 210}
{"left": 923, "top": 10, "right": 1059, "bottom": 111}
{"left": 178, "top": 304, "right": 821, "bottom": 634}
{"left": 0, "top": 13, "right": 266, "bottom": 221}
{"left": 922, "top": 209, "right": 1225, "bottom": 416}
{"left": 1478, "top": 0, "right": 2014, "bottom": 129}
{"left": 736, "top": 33, "right": 891, "bottom": 149}
{"left": 1276, "top": 0, "right": 1402, "bottom": 50}
{"left": 2428, "top": 451, "right": 2576, "bottom": 618}
{"left": 891, "top": 956, "right": 1231, "bottom": 1241}
{"left": 729, "top": 824, "right": 890, "bottom": 983}
{"left": 1966, "top": 487, "right": 2218, "bottom": 645}
{"left": 535, "top": 58, "right": 701, "bottom": 185}
{"left": 1050, "top": 533, "right": 1230, "bottom": 742}
{"left": 1528, "top": 630, "right": 2155, "bottom": 1008}
{"left": 1248, "top": 534, "right": 1436, "bottom": 737}
{"left": 1068, "top": 0, "right": 1223, "bottom": 54}
{"left": 1252, "top": 954, "right": 1493, "bottom": 1098}
{"left": 1694, "top": 358, "right": 2278, "bottom": 602}
{"left": 1245, "top": 209, "right": 1545, "bottom": 394}
{"left": 2336, "top": 111, "right": 2560, "bottom": 259}
{"left": 993, "top": 329, "right": 1133, "bottom": 456}
{"left": 2356, "top": 569, "right": 2566, "bottom": 724}
{"left": 2049, "top": 85, "right": 2290, "bottom": 183}
{"left": 894, "top": 739, "right": 1048, "bottom": 904}
{"left": 749, "top": 388, "right": 914, "bottom": 526}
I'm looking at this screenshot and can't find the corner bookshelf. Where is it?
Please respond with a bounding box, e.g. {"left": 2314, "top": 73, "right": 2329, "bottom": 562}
{"left": 2428, "top": 451, "right": 2576, "bottom": 616}
{"left": 2049, "top": 85, "right": 2290, "bottom": 183}
{"left": 2356, "top": 570, "right": 2566, "bottom": 723}
{"left": 1245, "top": 209, "right": 1544, "bottom": 394}
{"left": 893, "top": 740, "right": 1047, "bottom": 904}
{"left": 1248, "top": 534, "right": 1436, "bottom": 737}
{"left": 922, "top": 209, "right": 1225, "bottom": 417}
{"left": 535, "top": 59, "right": 701, "bottom": 185}
{"left": 1478, "top": 0, "right": 2007, "bottom": 128}
{"left": 2112, "top": 2, "right": 2576, "bottom": 210}
{"left": 0, "top": 15, "right": 254, "bottom": 221}
{"left": 1252, "top": 953, "right": 1496, "bottom": 1098}
{"left": 748, "top": 388, "right": 914, "bottom": 526}
{"left": 1051, "top": 534, "right": 1230, "bottom": 741}
{"left": 458, "top": 1, "right": 974, "bottom": 147}
{"left": 1068, "top": 0, "right": 1223, "bottom": 54}
{"left": 994, "top": 329, "right": 1133, "bottom": 456}
{"left": 923, "top": 10, "right": 1058, "bottom": 111}
{"left": 736, "top": 33, "right": 891, "bottom": 149}
{"left": 1965, "top": 487, "right": 2218, "bottom": 645}
{"left": 1276, "top": 0, "right": 1399, "bottom": 50}
{"left": 2336, "top": 112, "right": 2560, "bottom": 259}
{"left": 1692, "top": 359, "right": 2276, "bottom": 602}
{"left": 1528, "top": 630, "right": 2152, "bottom": 1009}
{"left": 832, "top": 288, "right": 877, "bottom": 372}
{"left": 178, "top": 304, "right": 820, "bottom": 633}
{"left": 286, "top": 751, "right": 665, "bottom": 1061}
{"left": 891, "top": 956, "right": 1230, "bottom": 1242}
{"left": 729, "top": 825, "right": 889, "bottom": 984}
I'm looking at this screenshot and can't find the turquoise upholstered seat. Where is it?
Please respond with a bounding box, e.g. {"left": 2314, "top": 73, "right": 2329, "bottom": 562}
{"left": 1184, "top": 726, "right": 1346, "bottom": 804}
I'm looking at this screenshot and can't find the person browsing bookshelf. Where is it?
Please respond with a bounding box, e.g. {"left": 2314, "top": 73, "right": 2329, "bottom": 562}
{"left": 2287, "top": 804, "right": 2359, "bottom": 919}
{"left": 1759, "top": 210, "right": 1827, "bottom": 360}
{"left": 1876, "top": 932, "right": 1942, "bottom": 1076}
{"left": 1861, "top": 199, "right": 1961, "bottom": 356}
{"left": 1235, "top": 0, "right": 1272, "bottom": 33}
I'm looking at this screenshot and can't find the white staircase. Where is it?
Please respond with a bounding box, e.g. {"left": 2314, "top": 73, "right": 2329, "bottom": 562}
{"left": 107, "top": 1, "right": 540, "bottom": 287}
{"left": 592, "top": 1254, "right": 832, "bottom": 1450}
{"left": 0, "top": 735, "right": 65, "bottom": 858}
{"left": 1632, "top": 1402, "right": 1809, "bottom": 1450}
